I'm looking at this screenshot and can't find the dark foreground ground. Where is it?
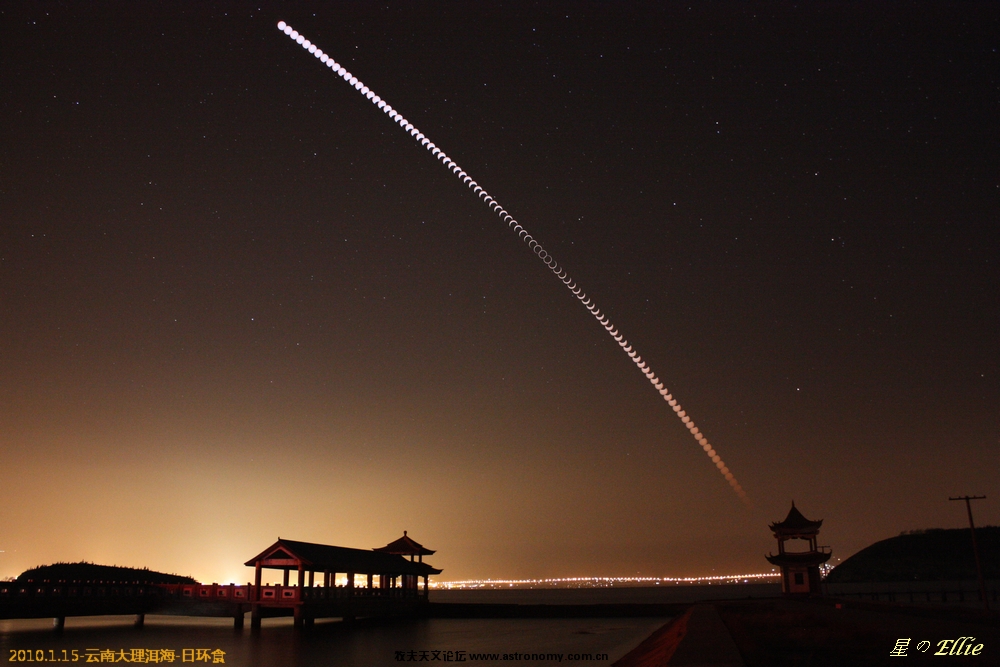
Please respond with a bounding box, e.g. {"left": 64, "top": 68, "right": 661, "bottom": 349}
{"left": 617, "top": 597, "right": 1000, "bottom": 666}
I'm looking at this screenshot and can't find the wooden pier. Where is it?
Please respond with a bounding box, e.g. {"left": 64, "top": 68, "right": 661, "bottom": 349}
{"left": 0, "top": 534, "right": 442, "bottom": 631}
{"left": 0, "top": 581, "right": 163, "bottom": 628}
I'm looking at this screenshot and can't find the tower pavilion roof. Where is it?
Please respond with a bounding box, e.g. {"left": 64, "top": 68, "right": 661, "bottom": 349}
{"left": 769, "top": 502, "right": 823, "bottom": 536}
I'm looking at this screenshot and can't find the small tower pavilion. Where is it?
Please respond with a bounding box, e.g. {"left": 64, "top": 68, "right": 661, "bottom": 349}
{"left": 765, "top": 502, "right": 832, "bottom": 596}
{"left": 374, "top": 531, "right": 436, "bottom": 563}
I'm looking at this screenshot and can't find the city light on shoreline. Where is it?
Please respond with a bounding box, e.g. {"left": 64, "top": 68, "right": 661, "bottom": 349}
{"left": 430, "top": 573, "right": 781, "bottom": 589}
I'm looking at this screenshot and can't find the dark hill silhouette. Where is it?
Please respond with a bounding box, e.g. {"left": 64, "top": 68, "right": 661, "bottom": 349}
{"left": 826, "top": 526, "right": 1000, "bottom": 583}
{"left": 16, "top": 561, "right": 197, "bottom": 585}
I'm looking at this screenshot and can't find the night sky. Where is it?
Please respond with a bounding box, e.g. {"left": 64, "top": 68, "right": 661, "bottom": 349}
{"left": 1, "top": 2, "right": 997, "bottom": 584}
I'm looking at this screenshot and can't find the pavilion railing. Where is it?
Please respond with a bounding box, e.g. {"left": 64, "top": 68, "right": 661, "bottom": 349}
{"left": 0, "top": 584, "right": 163, "bottom": 599}
{"left": 155, "top": 583, "right": 423, "bottom": 602}
{"left": 0, "top": 581, "right": 427, "bottom": 606}
{"left": 824, "top": 580, "right": 999, "bottom": 606}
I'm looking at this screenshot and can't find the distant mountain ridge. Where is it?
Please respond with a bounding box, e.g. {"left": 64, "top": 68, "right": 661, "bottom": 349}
{"left": 16, "top": 561, "right": 197, "bottom": 584}
{"left": 825, "top": 526, "right": 999, "bottom": 583}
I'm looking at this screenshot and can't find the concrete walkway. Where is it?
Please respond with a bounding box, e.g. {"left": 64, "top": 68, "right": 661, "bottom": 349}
{"left": 613, "top": 603, "right": 745, "bottom": 666}
{"left": 667, "top": 603, "right": 745, "bottom": 666}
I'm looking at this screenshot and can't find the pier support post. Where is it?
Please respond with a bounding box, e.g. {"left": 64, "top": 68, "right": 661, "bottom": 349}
{"left": 53, "top": 617, "right": 65, "bottom": 631}
{"left": 134, "top": 614, "right": 144, "bottom": 629}
{"left": 251, "top": 606, "right": 261, "bottom": 632}
{"left": 293, "top": 605, "right": 303, "bottom": 630}
{"left": 233, "top": 606, "right": 244, "bottom": 630}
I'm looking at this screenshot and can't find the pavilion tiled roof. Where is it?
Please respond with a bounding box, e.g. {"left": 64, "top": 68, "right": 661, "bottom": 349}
{"left": 245, "top": 538, "right": 441, "bottom": 575}
{"left": 373, "top": 531, "right": 436, "bottom": 556}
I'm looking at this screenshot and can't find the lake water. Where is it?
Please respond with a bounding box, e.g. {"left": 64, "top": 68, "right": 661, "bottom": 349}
{"left": 0, "top": 585, "right": 780, "bottom": 666}
{"left": 430, "top": 582, "right": 780, "bottom": 605}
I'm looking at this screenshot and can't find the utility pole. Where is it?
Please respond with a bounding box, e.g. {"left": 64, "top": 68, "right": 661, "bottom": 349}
{"left": 949, "top": 495, "right": 989, "bottom": 611}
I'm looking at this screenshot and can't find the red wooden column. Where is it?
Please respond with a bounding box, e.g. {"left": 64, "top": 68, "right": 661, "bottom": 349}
{"left": 294, "top": 562, "right": 305, "bottom": 630}
{"left": 252, "top": 562, "right": 263, "bottom": 631}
